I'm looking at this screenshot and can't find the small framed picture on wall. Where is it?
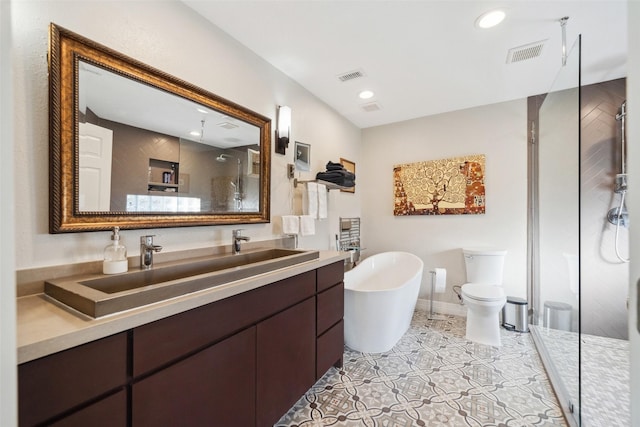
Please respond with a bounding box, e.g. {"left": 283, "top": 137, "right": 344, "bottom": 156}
{"left": 340, "top": 158, "right": 355, "bottom": 193}
{"left": 295, "top": 141, "right": 311, "bottom": 171}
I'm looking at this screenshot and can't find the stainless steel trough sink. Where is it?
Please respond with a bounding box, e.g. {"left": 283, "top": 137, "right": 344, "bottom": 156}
{"left": 44, "top": 248, "right": 319, "bottom": 318}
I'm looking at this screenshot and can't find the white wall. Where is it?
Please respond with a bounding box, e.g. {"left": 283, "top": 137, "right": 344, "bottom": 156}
{"left": 627, "top": 2, "right": 639, "bottom": 425}
{"left": 11, "top": 0, "right": 361, "bottom": 270}
{"left": 361, "top": 99, "right": 528, "bottom": 306}
{"left": 1, "top": 1, "right": 17, "bottom": 426}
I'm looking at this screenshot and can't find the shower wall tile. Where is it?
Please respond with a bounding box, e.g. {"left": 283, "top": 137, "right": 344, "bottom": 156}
{"left": 580, "top": 78, "right": 628, "bottom": 340}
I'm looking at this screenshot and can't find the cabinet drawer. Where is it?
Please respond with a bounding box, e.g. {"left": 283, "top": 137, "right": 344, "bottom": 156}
{"left": 316, "top": 319, "right": 344, "bottom": 380}
{"left": 257, "top": 297, "right": 316, "bottom": 427}
{"left": 18, "top": 332, "right": 127, "bottom": 427}
{"left": 50, "top": 390, "right": 127, "bottom": 427}
{"left": 317, "top": 282, "right": 344, "bottom": 336}
{"left": 317, "top": 261, "right": 344, "bottom": 292}
{"left": 133, "top": 270, "right": 315, "bottom": 376}
{"left": 132, "top": 327, "right": 256, "bottom": 427}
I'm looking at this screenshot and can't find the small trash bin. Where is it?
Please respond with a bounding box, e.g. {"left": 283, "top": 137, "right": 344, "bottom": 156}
{"left": 543, "top": 301, "right": 572, "bottom": 331}
{"left": 502, "top": 296, "right": 529, "bottom": 332}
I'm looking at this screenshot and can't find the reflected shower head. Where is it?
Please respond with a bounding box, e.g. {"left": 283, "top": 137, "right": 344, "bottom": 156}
{"left": 216, "top": 154, "right": 231, "bottom": 162}
{"left": 616, "top": 100, "right": 627, "bottom": 121}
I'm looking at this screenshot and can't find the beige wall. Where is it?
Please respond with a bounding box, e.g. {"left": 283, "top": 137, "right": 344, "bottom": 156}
{"left": 361, "top": 99, "right": 528, "bottom": 308}
{"left": 11, "top": 0, "right": 361, "bottom": 269}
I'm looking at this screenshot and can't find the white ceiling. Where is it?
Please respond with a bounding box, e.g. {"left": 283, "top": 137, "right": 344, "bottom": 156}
{"left": 183, "top": 0, "right": 627, "bottom": 129}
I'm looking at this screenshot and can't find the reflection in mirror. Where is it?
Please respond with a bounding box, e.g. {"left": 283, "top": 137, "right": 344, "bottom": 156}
{"left": 49, "top": 24, "right": 271, "bottom": 232}
{"left": 78, "top": 61, "right": 261, "bottom": 214}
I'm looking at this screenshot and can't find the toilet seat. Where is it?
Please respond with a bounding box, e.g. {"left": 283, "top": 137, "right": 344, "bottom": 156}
{"left": 461, "top": 283, "right": 505, "bottom": 302}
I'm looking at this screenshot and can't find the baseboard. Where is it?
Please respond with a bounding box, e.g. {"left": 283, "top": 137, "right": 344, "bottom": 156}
{"left": 416, "top": 298, "right": 467, "bottom": 317}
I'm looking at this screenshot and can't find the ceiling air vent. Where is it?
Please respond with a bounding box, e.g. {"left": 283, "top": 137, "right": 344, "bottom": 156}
{"left": 506, "top": 40, "right": 546, "bottom": 64}
{"left": 217, "top": 121, "right": 239, "bottom": 130}
{"left": 337, "top": 69, "right": 365, "bottom": 82}
{"left": 361, "top": 102, "right": 381, "bottom": 112}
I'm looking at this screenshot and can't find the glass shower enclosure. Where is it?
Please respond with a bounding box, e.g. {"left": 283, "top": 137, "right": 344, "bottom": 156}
{"left": 529, "top": 36, "right": 581, "bottom": 426}
{"left": 531, "top": 33, "right": 631, "bottom": 427}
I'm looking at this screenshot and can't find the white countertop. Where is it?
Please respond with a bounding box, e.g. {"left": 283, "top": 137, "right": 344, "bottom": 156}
{"left": 17, "top": 250, "right": 346, "bottom": 364}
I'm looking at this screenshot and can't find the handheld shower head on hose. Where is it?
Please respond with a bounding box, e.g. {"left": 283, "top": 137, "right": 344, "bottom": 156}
{"left": 609, "top": 99, "right": 630, "bottom": 263}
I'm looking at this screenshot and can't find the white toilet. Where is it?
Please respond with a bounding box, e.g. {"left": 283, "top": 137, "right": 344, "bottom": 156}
{"left": 461, "top": 248, "right": 507, "bottom": 347}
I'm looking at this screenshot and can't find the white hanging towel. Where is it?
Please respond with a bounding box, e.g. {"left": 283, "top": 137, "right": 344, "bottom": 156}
{"left": 299, "top": 215, "right": 316, "bottom": 236}
{"left": 282, "top": 215, "right": 299, "bottom": 235}
{"left": 306, "top": 182, "right": 318, "bottom": 218}
{"left": 317, "top": 183, "right": 327, "bottom": 219}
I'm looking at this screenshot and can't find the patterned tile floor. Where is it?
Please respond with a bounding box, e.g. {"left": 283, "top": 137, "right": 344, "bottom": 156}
{"left": 277, "top": 309, "right": 566, "bottom": 426}
{"left": 531, "top": 325, "right": 630, "bottom": 427}
{"left": 581, "top": 333, "right": 630, "bottom": 427}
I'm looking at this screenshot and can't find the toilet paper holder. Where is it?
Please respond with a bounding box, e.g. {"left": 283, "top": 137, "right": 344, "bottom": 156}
{"left": 428, "top": 269, "right": 448, "bottom": 321}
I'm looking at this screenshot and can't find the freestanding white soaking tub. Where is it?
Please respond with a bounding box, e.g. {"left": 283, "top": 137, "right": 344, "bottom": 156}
{"left": 344, "top": 251, "right": 424, "bottom": 353}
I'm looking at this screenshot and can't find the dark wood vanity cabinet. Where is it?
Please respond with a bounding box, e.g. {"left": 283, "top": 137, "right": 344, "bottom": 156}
{"left": 257, "top": 297, "right": 316, "bottom": 426}
{"left": 316, "top": 261, "right": 345, "bottom": 379}
{"left": 132, "top": 270, "right": 316, "bottom": 377}
{"left": 18, "top": 332, "right": 128, "bottom": 427}
{"left": 19, "top": 261, "right": 344, "bottom": 427}
{"left": 132, "top": 327, "right": 257, "bottom": 426}
{"left": 49, "top": 390, "right": 127, "bottom": 427}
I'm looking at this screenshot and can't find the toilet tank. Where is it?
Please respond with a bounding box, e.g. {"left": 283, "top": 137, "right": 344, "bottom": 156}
{"left": 463, "top": 248, "right": 507, "bottom": 285}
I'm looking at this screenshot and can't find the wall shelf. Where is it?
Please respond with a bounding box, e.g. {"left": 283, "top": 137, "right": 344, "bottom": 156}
{"left": 148, "top": 158, "right": 179, "bottom": 193}
{"left": 293, "top": 178, "right": 352, "bottom": 191}
{"left": 148, "top": 182, "right": 178, "bottom": 188}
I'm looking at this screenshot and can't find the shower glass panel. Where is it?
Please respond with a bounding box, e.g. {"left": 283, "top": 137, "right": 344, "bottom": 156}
{"left": 531, "top": 36, "right": 581, "bottom": 426}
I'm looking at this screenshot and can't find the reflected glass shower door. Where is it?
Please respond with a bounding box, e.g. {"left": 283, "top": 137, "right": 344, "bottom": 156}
{"left": 531, "top": 36, "right": 581, "bottom": 426}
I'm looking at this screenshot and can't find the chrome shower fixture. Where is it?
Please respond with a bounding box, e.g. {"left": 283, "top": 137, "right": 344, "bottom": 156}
{"left": 616, "top": 101, "right": 627, "bottom": 121}
{"left": 609, "top": 99, "right": 630, "bottom": 262}
{"left": 614, "top": 173, "right": 628, "bottom": 194}
{"left": 617, "top": 100, "right": 628, "bottom": 175}
{"left": 560, "top": 16, "right": 569, "bottom": 66}
{"left": 608, "top": 205, "right": 629, "bottom": 228}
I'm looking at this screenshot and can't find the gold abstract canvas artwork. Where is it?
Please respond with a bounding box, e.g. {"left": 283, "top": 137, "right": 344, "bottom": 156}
{"left": 394, "top": 154, "right": 486, "bottom": 215}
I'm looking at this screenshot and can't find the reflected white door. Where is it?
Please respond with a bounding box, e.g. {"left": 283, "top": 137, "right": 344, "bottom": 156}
{"left": 78, "top": 122, "right": 113, "bottom": 211}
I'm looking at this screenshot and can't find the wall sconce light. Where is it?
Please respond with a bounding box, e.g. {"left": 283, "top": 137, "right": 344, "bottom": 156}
{"left": 275, "top": 105, "right": 291, "bottom": 155}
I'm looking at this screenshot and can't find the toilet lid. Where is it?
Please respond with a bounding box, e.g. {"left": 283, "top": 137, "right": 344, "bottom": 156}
{"left": 461, "top": 283, "right": 505, "bottom": 302}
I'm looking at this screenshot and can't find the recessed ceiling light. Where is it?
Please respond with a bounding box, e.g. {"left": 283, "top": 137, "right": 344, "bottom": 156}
{"left": 359, "top": 90, "right": 374, "bottom": 100}
{"left": 189, "top": 130, "right": 200, "bottom": 136}
{"left": 476, "top": 9, "right": 506, "bottom": 29}
{"left": 196, "top": 108, "right": 209, "bottom": 114}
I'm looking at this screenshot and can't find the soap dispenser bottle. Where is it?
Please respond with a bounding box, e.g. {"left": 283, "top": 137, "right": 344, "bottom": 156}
{"left": 103, "top": 226, "right": 128, "bottom": 274}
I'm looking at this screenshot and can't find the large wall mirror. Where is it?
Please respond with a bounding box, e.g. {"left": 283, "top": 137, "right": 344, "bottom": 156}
{"left": 49, "top": 24, "right": 271, "bottom": 233}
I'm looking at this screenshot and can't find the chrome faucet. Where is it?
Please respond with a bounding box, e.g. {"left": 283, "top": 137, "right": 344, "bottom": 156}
{"left": 232, "top": 229, "right": 250, "bottom": 254}
{"left": 140, "top": 235, "right": 163, "bottom": 269}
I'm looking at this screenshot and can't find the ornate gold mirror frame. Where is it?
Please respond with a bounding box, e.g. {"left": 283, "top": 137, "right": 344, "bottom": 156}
{"left": 49, "top": 24, "right": 271, "bottom": 233}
